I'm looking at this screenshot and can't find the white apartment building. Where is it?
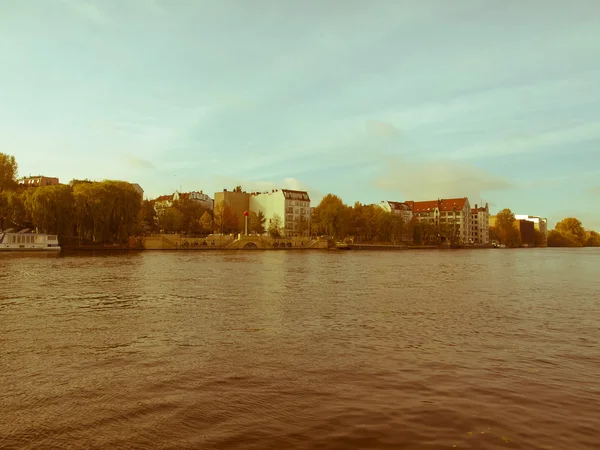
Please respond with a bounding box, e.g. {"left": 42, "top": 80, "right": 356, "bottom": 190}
{"left": 470, "top": 203, "right": 490, "bottom": 245}
{"left": 376, "top": 201, "right": 413, "bottom": 222}
{"left": 405, "top": 197, "right": 472, "bottom": 244}
{"left": 249, "top": 189, "right": 311, "bottom": 237}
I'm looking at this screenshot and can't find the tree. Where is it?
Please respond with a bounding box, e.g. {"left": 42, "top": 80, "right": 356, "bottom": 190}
{"left": 158, "top": 207, "right": 185, "bottom": 233}
{"left": 495, "top": 208, "right": 521, "bottom": 248}
{"left": 200, "top": 211, "right": 213, "bottom": 235}
{"left": 142, "top": 200, "right": 158, "bottom": 233}
{"left": 0, "top": 190, "right": 27, "bottom": 230}
{"left": 0, "top": 153, "right": 18, "bottom": 192}
{"left": 313, "top": 194, "right": 349, "bottom": 238}
{"left": 23, "top": 184, "right": 75, "bottom": 237}
{"left": 547, "top": 229, "right": 581, "bottom": 247}
{"left": 268, "top": 214, "right": 283, "bottom": 238}
{"left": 213, "top": 201, "right": 238, "bottom": 234}
{"left": 294, "top": 217, "right": 310, "bottom": 236}
{"left": 555, "top": 217, "right": 586, "bottom": 246}
{"left": 233, "top": 185, "right": 243, "bottom": 193}
{"left": 586, "top": 231, "right": 600, "bottom": 247}
{"left": 249, "top": 210, "right": 266, "bottom": 234}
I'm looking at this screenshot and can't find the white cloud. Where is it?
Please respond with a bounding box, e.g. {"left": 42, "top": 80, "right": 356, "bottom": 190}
{"left": 373, "top": 156, "right": 513, "bottom": 201}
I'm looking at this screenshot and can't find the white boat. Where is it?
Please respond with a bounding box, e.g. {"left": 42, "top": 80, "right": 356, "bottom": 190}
{"left": 0, "top": 228, "right": 61, "bottom": 252}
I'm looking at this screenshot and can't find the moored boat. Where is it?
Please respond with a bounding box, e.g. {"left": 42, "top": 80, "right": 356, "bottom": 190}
{"left": 0, "top": 228, "right": 61, "bottom": 252}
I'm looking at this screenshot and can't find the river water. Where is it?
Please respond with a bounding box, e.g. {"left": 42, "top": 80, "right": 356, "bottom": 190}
{"left": 1, "top": 249, "right": 599, "bottom": 449}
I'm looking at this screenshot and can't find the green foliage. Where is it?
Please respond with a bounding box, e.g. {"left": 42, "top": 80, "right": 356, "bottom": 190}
{"left": 142, "top": 200, "right": 158, "bottom": 233}
{"left": 24, "top": 184, "right": 75, "bottom": 237}
{"left": 0, "top": 153, "right": 18, "bottom": 192}
{"left": 313, "top": 194, "right": 350, "bottom": 239}
{"left": 548, "top": 217, "right": 596, "bottom": 247}
{"left": 249, "top": 210, "right": 266, "bottom": 234}
{"left": 0, "top": 189, "right": 27, "bottom": 230}
{"left": 158, "top": 207, "right": 185, "bottom": 233}
{"left": 268, "top": 214, "right": 283, "bottom": 238}
{"left": 73, "top": 181, "right": 142, "bottom": 242}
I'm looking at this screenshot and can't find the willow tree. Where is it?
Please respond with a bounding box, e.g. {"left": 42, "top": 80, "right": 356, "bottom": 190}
{"left": 23, "top": 184, "right": 74, "bottom": 237}
{"left": 73, "top": 180, "right": 142, "bottom": 243}
{"left": 0, "top": 189, "right": 27, "bottom": 230}
{"left": 313, "top": 194, "right": 350, "bottom": 238}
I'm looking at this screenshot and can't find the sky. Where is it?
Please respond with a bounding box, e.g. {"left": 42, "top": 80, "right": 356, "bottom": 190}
{"left": 1, "top": 0, "right": 599, "bottom": 229}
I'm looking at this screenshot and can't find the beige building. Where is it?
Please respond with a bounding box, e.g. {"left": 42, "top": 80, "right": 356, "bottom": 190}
{"left": 214, "top": 189, "right": 250, "bottom": 233}
{"left": 470, "top": 203, "right": 490, "bottom": 244}
{"left": 376, "top": 201, "right": 413, "bottom": 222}
{"left": 249, "top": 189, "right": 311, "bottom": 237}
{"left": 18, "top": 175, "right": 59, "bottom": 187}
{"left": 405, "top": 197, "right": 472, "bottom": 244}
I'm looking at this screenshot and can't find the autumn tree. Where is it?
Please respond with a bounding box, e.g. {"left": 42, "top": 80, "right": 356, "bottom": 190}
{"left": 213, "top": 201, "right": 238, "bottom": 234}
{"left": 0, "top": 153, "right": 18, "bottom": 192}
{"left": 199, "top": 211, "right": 213, "bottom": 235}
{"left": 249, "top": 210, "right": 266, "bottom": 234}
{"left": 586, "top": 231, "right": 600, "bottom": 247}
{"left": 554, "top": 217, "right": 586, "bottom": 246}
{"left": 494, "top": 208, "right": 522, "bottom": 248}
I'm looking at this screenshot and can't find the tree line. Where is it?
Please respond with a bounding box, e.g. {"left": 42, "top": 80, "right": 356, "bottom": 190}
{"left": 3, "top": 152, "right": 598, "bottom": 246}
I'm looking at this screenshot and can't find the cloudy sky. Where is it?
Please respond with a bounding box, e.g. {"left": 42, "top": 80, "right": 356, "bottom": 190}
{"left": 1, "top": 0, "right": 599, "bottom": 228}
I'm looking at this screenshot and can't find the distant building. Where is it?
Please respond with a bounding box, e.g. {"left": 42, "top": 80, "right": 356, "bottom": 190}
{"left": 18, "top": 176, "right": 59, "bottom": 187}
{"left": 518, "top": 219, "right": 536, "bottom": 247}
{"left": 376, "top": 201, "right": 413, "bottom": 222}
{"left": 249, "top": 189, "right": 311, "bottom": 237}
{"left": 214, "top": 189, "right": 250, "bottom": 233}
{"left": 405, "top": 197, "right": 471, "bottom": 244}
{"left": 173, "top": 190, "right": 213, "bottom": 210}
{"left": 515, "top": 215, "right": 548, "bottom": 236}
{"left": 130, "top": 183, "right": 144, "bottom": 199}
{"left": 471, "top": 203, "right": 490, "bottom": 245}
{"left": 155, "top": 190, "right": 213, "bottom": 215}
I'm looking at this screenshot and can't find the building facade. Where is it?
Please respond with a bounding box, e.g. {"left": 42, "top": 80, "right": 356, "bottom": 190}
{"left": 18, "top": 176, "right": 59, "bottom": 187}
{"left": 173, "top": 190, "right": 213, "bottom": 210}
{"left": 405, "top": 198, "right": 472, "bottom": 244}
{"left": 471, "top": 203, "right": 490, "bottom": 245}
{"left": 515, "top": 215, "right": 548, "bottom": 236}
{"left": 376, "top": 201, "right": 413, "bottom": 222}
{"left": 214, "top": 189, "right": 250, "bottom": 233}
{"left": 249, "top": 189, "right": 311, "bottom": 237}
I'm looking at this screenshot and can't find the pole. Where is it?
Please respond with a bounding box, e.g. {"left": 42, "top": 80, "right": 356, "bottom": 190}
{"left": 245, "top": 215, "right": 248, "bottom": 236}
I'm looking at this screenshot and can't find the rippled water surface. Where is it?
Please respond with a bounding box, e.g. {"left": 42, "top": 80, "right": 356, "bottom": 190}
{"left": 1, "top": 249, "right": 599, "bottom": 449}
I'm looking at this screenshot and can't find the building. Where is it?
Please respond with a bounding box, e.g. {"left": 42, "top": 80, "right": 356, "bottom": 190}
{"left": 376, "top": 201, "right": 413, "bottom": 222}
{"left": 155, "top": 190, "right": 213, "bottom": 216}
{"left": 131, "top": 183, "right": 144, "bottom": 199}
{"left": 173, "top": 190, "right": 213, "bottom": 210}
{"left": 18, "top": 176, "right": 59, "bottom": 187}
{"left": 471, "top": 203, "right": 490, "bottom": 245}
{"left": 518, "top": 219, "right": 536, "bottom": 247}
{"left": 249, "top": 189, "right": 311, "bottom": 237}
{"left": 214, "top": 189, "right": 250, "bottom": 233}
{"left": 515, "top": 215, "right": 548, "bottom": 236}
{"left": 405, "top": 197, "right": 471, "bottom": 244}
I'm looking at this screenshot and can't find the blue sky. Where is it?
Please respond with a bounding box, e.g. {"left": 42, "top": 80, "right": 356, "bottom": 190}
{"left": 1, "top": 0, "right": 599, "bottom": 229}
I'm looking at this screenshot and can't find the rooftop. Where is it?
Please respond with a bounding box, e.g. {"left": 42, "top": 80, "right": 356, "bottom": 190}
{"left": 405, "top": 198, "right": 468, "bottom": 213}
